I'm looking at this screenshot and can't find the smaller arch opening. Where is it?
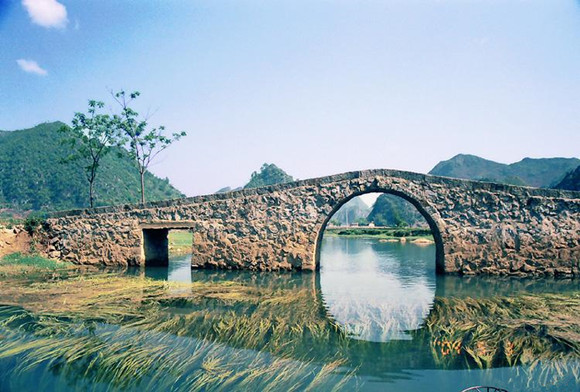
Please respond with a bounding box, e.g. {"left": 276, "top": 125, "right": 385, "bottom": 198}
{"left": 142, "top": 227, "right": 194, "bottom": 282}
{"left": 316, "top": 191, "right": 444, "bottom": 342}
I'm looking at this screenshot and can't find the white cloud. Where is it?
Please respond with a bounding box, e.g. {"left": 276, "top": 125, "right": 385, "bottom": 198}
{"left": 22, "top": 0, "right": 68, "bottom": 29}
{"left": 16, "top": 59, "right": 48, "bottom": 76}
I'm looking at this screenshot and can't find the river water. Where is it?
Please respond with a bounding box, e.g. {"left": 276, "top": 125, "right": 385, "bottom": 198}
{"left": 0, "top": 236, "right": 579, "bottom": 391}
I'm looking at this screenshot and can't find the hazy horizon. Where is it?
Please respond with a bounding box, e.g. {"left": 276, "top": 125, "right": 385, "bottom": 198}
{"left": 2, "top": 1, "right": 579, "bottom": 196}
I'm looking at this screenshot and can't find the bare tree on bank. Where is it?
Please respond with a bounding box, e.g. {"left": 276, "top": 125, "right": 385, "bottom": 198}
{"left": 60, "top": 100, "right": 118, "bottom": 208}
{"left": 112, "top": 90, "right": 186, "bottom": 204}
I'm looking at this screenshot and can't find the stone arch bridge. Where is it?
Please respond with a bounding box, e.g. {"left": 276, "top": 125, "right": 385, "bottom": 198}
{"left": 42, "top": 169, "right": 580, "bottom": 275}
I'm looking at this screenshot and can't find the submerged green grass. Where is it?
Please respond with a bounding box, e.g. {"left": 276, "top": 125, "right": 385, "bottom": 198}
{"left": 0, "top": 265, "right": 579, "bottom": 391}
{"left": 424, "top": 293, "right": 580, "bottom": 368}
{"left": 0, "top": 272, "right": 356, "bottom": 391}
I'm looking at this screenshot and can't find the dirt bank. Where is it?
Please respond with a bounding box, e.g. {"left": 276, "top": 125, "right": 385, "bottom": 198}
{"left": 0, "top": 227, "right": 32, "bottom": 258}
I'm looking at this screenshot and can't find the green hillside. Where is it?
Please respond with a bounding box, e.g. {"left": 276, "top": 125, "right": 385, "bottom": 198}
{"left": 554, "top": 166, "right": 580, "bottom": 191}
{"left": 0, "top": 122, "right": 183, "bottom": 212}
{"left": 429, "top": 154, "right": 580, "bottom": 187}
{"left": 244, "top": 163, "right": 294, "bottom": 189}
{"left": 367, "top": 194, "right": 427, "bottom": 228}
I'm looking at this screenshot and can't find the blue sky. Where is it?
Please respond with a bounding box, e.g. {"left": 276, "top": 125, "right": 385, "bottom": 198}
{"left": 1, "top": 0, "right": 579, "bottom": 196}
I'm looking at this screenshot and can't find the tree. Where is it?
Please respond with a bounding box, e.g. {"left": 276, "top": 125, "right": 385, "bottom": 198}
{"left": 112, "top": 90, "right": 186, "bottom": 204}
{"left": 60, "top": 101, "right": 118, "bottom": 208}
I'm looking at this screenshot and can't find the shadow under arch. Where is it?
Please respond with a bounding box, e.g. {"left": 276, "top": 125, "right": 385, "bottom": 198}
{"left": 314, "top": 188, "right": 445, "bottom": 274}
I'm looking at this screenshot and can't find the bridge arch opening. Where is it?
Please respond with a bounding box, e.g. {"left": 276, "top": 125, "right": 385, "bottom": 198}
{"left": 141, "top": 224, "right": 194, "bottom": 277}
{"left": 315, "top": 190, "right": 443, "bottom": 342}
{"left": 315, "top": 189, "right": 444, "bottom": 273}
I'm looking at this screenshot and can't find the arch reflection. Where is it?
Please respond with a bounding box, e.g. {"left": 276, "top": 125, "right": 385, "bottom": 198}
{"left": 319, "top": 235, "right": 436, "bottom": 342}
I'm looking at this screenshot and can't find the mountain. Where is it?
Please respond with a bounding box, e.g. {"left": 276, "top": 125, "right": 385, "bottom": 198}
{"left": 0, "top": 122, "right": 183, "bottom": 212}
{"left": 216, "top": 186, "right": 242, "bottom": 193}
{"left": 553, "top": 166, "right": 580, "bottom": 191}
{"left": 330, "top": 196, "right": 370, "bottom": 226}
{"left": 244, "top": 163, "right": 294, "bottom": 189}
{"left": 367, "top": 194, "right": 427, "bottom": 228}
{"left": 429, "top": 154, "right": 580, "bottom": 188}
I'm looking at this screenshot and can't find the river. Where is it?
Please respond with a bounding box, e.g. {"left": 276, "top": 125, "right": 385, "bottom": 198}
{"left": 0, "top": 236, "right": 578, "bottom": 391}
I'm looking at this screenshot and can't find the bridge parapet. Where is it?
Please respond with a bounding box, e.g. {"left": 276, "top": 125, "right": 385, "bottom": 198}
{"left": 42, "top": 169, "right": 580, "bottom": 275}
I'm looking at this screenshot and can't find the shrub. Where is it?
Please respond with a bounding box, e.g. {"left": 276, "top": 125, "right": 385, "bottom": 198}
{"left": 23, "top": 213, "right": 47, "bottom": 235}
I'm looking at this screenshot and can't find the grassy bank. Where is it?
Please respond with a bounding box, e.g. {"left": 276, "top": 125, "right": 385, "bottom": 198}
{"left": 325, "top": 227, "right": 434, "bottom": 243}
{"left": 168, "top": 230, "right": 193, "bottom": 255}
{"left": 0, "top": 252, "right": 71, "bottom": 278}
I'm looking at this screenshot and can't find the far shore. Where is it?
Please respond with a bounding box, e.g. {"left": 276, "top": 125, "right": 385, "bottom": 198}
{"left": 325, "top": 226, "right": 435, "bottom": 244}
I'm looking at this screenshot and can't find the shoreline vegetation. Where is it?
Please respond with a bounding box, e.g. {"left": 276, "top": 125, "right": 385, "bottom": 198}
{"left": 168, "top": 230, "right": 194, "bottom": 256}
{"left": 0, "top": 252, "right": 80, "bottom": 279}
{"left": 325, "top": 226, "right": 435, "bottom": 244}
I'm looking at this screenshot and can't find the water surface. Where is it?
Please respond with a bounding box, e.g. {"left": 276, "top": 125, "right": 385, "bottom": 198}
{"left": 0, "top": 236, "right": 578, "bottom": 391}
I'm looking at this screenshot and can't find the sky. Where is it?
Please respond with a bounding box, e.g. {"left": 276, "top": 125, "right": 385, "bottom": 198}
{"left": 1, "top": 0, "right": 579, "bottom": 197}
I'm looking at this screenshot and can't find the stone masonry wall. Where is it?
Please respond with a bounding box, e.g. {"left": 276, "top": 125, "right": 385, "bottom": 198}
{"left": 41, "top": 169, "right": 580, "bottom": 276}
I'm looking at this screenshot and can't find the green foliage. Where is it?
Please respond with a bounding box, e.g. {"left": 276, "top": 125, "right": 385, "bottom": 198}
{"left": 0, "top": 216, "right": 20, "bottom": 229}
{"left": 244, "top": 163, "right": 294, "bottom": 189}
{"left": 60, "top": 100, "right": 120, "bottom": 208}
{"left": 553, "top": 165, "right": 580, "bottom": 191}
{"left": 354, "top": 217, "right": 369, "bottom": 225}
{"left": 0, "top": 122, "right": 183, "bottom": 212}
{"left": 326, "top": 227, "right": 432, "bottom": 238}
{"left": 429, "top": 154, "right": 580, "bottom": 188}
{"left": 367, "top": 194, "right": 426, "bottom": 227}
{"left": 23, "top": 213, "right": 47, "bottom": 235}
{"left": 112, "top": 90, "right": 187, "bottom": 203}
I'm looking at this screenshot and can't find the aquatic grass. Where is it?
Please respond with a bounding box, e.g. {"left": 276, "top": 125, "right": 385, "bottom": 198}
{"left": 0, "top": 310, "right": 356, "bottom": 391}
{"left": 3, "top": 268, "right": 579, "bottom": 390}
{"left": 0, "top": 272, "right": 357, "bottom": 391}
{"left": 424, "top": 293, "right": 580, "bottom": 371}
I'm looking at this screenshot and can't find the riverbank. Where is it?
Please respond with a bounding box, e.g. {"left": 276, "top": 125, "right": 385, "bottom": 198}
{"left": 168, "top": 230, "right": 194, "bottom": 255}
{"left": 325, "top": 226, "right": 434, "bottom": 244}
{"left": 0, "top": 252, "right": 75, "bottom": 278}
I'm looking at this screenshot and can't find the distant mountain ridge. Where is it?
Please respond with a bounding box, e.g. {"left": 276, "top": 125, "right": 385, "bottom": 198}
{"left": 429, "top": 154, "right": 580, "bottom": 188}
{"left": 331, "top": 196, "right": 370, "bottom": 226}
{"left": 216, "top": 163, "right": 293, "bottom": 193}
{"left": 554, "top": 166, "right": 580, "bottom": 191}
{"left": 0, "top": 122, "right": 183, "bottom": 212}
